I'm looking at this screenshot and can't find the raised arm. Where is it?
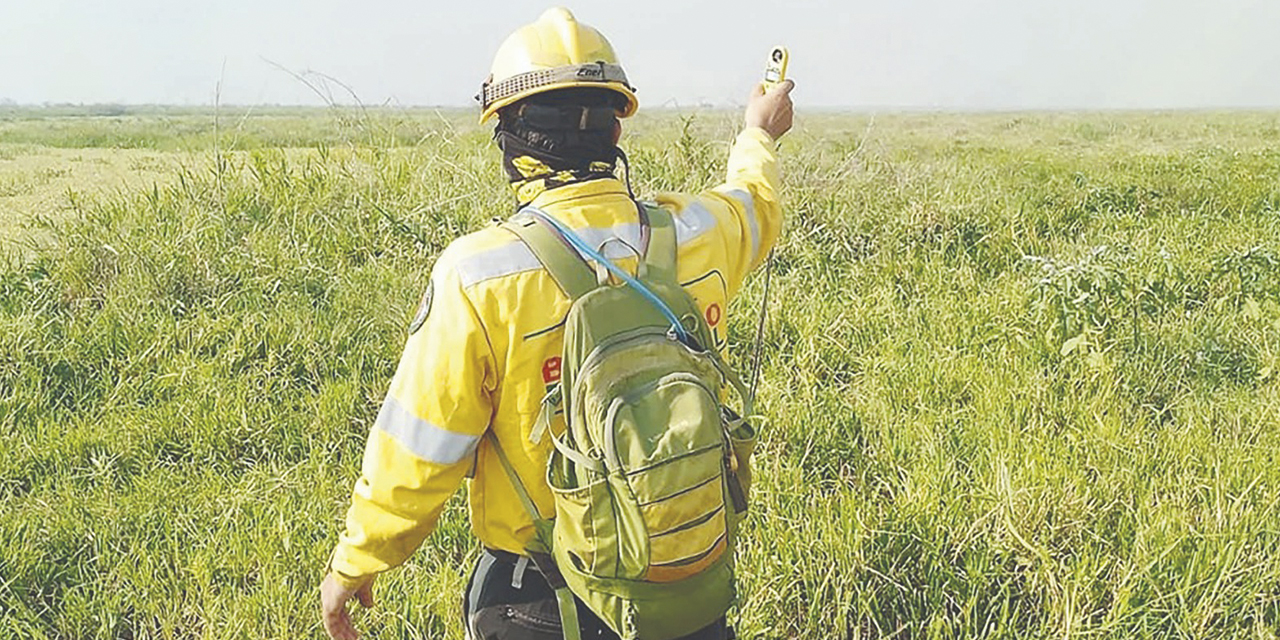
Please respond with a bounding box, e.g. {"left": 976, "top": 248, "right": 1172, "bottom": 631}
{"left": 702, "top": 80, "right": 795, "bottom": 293}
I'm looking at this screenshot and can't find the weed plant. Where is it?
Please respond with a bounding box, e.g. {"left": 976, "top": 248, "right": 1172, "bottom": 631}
{"left": 1, "top": 109, "right": 1278, "bottom": 638}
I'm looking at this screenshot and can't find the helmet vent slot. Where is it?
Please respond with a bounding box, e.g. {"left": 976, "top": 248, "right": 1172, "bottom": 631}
{"left": 481, "top": 64, "right": 633, "bottom": 111}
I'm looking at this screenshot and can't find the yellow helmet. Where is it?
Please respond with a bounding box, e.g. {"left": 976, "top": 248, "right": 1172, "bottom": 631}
{"left": 478, "top": 7, "right": 638, "bottom": 124}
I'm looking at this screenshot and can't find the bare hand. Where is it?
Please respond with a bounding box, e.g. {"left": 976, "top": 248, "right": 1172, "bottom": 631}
{"left": 320, "top": 573, "right": 376, "bottom": 640}
{"left": 744, "top": 79, "right": 795, "bottom": 141}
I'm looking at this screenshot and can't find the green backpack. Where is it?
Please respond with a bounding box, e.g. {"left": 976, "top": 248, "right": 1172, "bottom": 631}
{"left": 490, "top": 203, "right": 758, "bottom": 640}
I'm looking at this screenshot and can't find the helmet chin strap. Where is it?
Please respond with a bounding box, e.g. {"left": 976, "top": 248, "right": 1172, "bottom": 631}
{"left": 606, "top": 146, "right": 640, "bottom": 203}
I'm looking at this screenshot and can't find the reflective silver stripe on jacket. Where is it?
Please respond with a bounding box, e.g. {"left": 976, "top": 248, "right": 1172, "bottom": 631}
{"left": 456, "top": 205, "right": 718, "bottom": 288}
{"left": 376, "top": 396, "right": 480, "bottom": 465}
{"left": 671, "top": 201, "right": 717, "bottom": 245}
{"left": 455, "top": 241, "right": 542, "bottom": 288}
{"left": 719, "top": 188, "right": 759, "bottom": 264}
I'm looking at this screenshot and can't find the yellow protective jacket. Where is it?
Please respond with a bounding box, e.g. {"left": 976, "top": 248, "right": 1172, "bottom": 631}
{"left": 330, "top": 127, "right": 782, "bottom": 587}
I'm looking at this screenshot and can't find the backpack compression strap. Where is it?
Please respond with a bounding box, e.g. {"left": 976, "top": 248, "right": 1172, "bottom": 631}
{"left": 483, "top": 432, "right": 583, "bottom": 640}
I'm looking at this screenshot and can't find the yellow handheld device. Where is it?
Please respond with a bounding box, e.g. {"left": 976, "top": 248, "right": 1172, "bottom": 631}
{"left": 763, "top": 46, "right": 789, "bottom": 89}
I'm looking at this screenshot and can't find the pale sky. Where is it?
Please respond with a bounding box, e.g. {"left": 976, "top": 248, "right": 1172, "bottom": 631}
{"left": 2, "top": 0, "right": 1279, "bottom": 109}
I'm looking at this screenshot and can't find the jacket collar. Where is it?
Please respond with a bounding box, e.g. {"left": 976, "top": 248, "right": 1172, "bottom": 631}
{"left": 526, "top": 177, "right": 630, "bottom": 211}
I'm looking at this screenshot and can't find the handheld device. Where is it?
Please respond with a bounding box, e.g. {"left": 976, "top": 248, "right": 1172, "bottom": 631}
{"left": 763, "top": 46, "right": 789, "bottom": 89}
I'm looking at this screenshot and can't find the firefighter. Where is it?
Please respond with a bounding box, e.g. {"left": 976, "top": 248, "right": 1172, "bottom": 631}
{"left": 321, "top": 7, "right": 794, "bottom": 639}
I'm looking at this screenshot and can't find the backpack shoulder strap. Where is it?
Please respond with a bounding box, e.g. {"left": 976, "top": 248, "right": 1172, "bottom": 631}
{"left": 639, "top": 201, "right": 677, "bottom": 284}
{"left": 484, "top": 431, "right": 584, "bottom": 640}
{"left": 502, "top": 209, "right": 597, "bottom": 300}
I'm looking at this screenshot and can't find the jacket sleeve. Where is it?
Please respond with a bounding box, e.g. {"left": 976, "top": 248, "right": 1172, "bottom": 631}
{"left": 329, "top": 252, "right": 496, "bottom": 588}
{"left": 702, "top": 126, "right": 782, "bottom": 294}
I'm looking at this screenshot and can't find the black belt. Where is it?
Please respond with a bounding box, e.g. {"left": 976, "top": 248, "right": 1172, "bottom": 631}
{"left": 483, "top": 547, "right": 533, "bottom": 566}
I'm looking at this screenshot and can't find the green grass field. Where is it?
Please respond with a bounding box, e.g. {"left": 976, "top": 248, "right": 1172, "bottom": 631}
{"left": 1, "top": 106, "right": 1278, "bottom": 639}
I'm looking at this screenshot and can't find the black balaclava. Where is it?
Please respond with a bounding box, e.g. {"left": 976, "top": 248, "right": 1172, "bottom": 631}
{"left": 495, "top": 88, "right": 624, "bottom": 205}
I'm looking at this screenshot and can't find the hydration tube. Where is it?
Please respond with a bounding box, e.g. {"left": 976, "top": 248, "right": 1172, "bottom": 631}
{"left": 524, "top": 207, "right": 691, "bottom": 343}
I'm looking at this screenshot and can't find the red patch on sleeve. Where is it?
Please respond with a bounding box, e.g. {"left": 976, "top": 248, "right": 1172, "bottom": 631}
{"left": 542, "top": 357, "right": 563, "bottom": 384}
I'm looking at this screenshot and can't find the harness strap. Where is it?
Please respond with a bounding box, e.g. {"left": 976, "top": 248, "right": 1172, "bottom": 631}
{"left": 529, "top": 384, "right": 562, "bottom": 444}
{"left": 502, "top": 215, "right": 597, "bottom": 300}
{"left": 639, "top": 202, "right": 678, "bottom": 285}
{"left": 485, "top": 431, "right": 542, "bottom": 523}
{"left": 555, "top": 587, "right": 582, "bottom": 640}
{"left": 525, "top": 207, "right": 691, "bottom": 343}
{"left": 484, "top": 432, "right": 582, "bottom": 640}
{"left": 529, "top": 551, "right": 582, "bottom": 640}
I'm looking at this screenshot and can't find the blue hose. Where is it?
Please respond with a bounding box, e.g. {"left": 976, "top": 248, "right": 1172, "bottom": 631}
{"left": 525, "top": 208, "right": 690, "bottom": 342}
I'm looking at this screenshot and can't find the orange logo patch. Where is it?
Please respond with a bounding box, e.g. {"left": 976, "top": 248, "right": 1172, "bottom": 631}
{"left": 704, "top": 303, "right": 722, "bottom": 327}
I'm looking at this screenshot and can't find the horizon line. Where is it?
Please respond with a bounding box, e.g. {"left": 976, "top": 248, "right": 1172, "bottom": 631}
{"left": 5, "top": 102, "right": 1280, "bottom": 114}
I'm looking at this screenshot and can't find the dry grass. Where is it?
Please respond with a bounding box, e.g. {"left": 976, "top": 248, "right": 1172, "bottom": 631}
{"left": 0, "top": 145, "right": 183, "bottom": 252}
